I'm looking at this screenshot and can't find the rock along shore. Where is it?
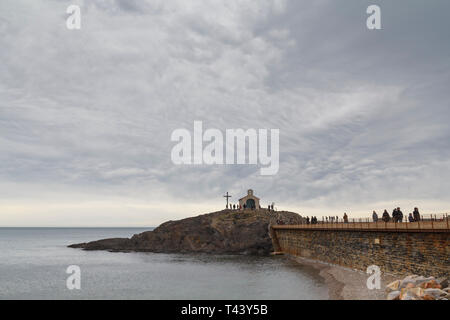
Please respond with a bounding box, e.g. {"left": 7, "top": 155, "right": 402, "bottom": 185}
{"left": 386, "top": 275, "right": 449, "bottom": 300}
{"left": 69, "top": 209, "right": 304, "bottom": 255}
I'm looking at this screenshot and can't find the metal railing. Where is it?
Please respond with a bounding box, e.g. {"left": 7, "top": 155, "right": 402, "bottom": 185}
{"left": 272, "top": 213, "right": 450, "bottom": 232}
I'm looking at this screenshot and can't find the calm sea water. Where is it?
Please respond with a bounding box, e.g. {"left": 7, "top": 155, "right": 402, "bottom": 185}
{"left": 0, "top": 228, "right": 328, "bottom": 300}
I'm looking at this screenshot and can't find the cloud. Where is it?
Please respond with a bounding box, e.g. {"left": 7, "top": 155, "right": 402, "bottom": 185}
{"left": 0, "top": 0, "right": 449, "bottom": 226}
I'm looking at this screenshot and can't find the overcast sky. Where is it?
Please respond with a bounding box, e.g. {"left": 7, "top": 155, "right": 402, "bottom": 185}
{"left": 1, "top": 0, "right": 449, "bottom": 226}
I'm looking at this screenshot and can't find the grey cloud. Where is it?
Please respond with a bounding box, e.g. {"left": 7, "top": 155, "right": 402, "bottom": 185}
{"left": 0, "top": 0, "right": 449, "bottom": 225}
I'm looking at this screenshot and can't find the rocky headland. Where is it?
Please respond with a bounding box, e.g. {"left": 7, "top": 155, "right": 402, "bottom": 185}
{"left": 69, "top": 209, "right": 304, "bottom": 255}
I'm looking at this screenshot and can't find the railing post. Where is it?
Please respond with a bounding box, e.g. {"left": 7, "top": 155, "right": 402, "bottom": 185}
{"left": 431, "top": 214, "right": 434, "bottom": 230}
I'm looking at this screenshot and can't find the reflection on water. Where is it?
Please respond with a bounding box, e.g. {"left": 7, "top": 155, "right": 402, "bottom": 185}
{"left": 0, "top": 228, "right": 328, "bottom": 300}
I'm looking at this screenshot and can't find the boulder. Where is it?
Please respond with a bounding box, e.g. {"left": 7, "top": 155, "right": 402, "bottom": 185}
{"left": 437, "top": 277, "right": 448, "bottom": 288}
{"left": 408, "top": 287, "right": 424, "bottom": 298}
{"left": 399, "top": 287, "right": 424, "bottom": 300}
{"left": 400, "top": 278, "right": 417, "bottom": 289}
{"left": 423, "top": 288, "right": 447, "bottom": 299}
{"left": 415, "top": 276, "right": 434, "bottom": 286}
{"left": 405, "top": 283, "right": 415, "bottom": 289}
{"left": 400, "top": 289, "right": 419, "bottom": 300}
{"left": 387, "top": 291, "right": 401, "bottom": 300}
{"left": 386, "top": 280, "right": 401, "bottom": 291}
{"left": 422, "top": 280, "right": 442, "bottom": 289}
{"left": 387, "top": 275, "right": 447, "bottom": 301}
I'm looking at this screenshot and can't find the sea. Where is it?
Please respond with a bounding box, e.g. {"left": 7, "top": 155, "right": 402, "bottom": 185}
{"left": 0, "top": 228, "right": 329, "bottom": 300}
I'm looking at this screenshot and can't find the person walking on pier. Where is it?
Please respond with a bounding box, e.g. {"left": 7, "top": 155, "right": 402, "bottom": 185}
{"left": 408, "top": 213, "right": 414, "bottom": 222}
{"left": 413, "top": 207, "right": 421, "bottom": 222}
{"left": 372, "top": 211, "right": 378, "bottom": 222}
{"left": 397, "top": 207, "right": 403, "bottom": 222}
{"left": 343, "top": 213, "right": 348, "bottom": 223}
{"left": 382, "top": 210, "right": 390, "bottom": 222}
{"left": 392, "top": 208, "right": 398, "bottom": 222}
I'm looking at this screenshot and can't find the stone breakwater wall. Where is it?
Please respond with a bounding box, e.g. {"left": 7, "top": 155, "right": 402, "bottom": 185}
{"left": 271, "top": 226, "right": 449, "bottom": 278}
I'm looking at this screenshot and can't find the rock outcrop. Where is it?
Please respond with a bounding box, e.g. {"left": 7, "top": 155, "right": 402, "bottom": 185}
{"left": 386, "top": 275, "right": 449, "bottom": 300}
{"left": 69, "top": 209, "right": 303, "bottom": 255}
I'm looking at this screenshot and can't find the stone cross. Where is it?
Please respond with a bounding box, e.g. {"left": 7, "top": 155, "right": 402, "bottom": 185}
{"left": 223, "top": 192, "right": 231, "bottom": 209}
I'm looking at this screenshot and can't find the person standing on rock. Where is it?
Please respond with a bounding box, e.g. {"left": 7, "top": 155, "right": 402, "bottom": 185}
{"left": 372, "top": 211, "right": 378, "bottom": 222}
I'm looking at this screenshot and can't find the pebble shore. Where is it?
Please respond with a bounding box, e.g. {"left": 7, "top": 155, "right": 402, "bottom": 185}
{"left": 293, "top": 256, "right": 449, "bottom": 300}
{"left": 291, "top": 256, "right": 396, "bottom": 300}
